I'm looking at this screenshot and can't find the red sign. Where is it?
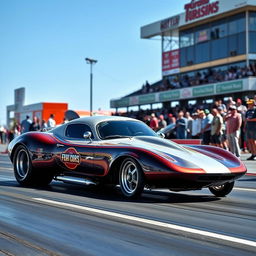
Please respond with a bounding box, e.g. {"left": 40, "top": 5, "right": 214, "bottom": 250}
{"left": 162, "top": 49, "right": 180, "bottom": 76}
{"left": 184, "top": 0, "right": 219, "bottom": 22}
{"left": 61, "top": 147, "right": 81, "bottom": 169}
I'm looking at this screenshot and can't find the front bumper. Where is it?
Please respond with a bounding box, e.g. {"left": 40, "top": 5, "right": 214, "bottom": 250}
{"left": 144, "top": 171, "right": 246, "bottom": 190}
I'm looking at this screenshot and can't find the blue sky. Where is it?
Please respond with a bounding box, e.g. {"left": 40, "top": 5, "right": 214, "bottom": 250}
{"left": 0, "top": 0, "right": 188, "bottom": 125}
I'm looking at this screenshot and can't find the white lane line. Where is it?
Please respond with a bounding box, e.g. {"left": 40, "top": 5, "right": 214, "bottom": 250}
{"left": 0, "top": 176, "right": 14, "bottom": 181}
{"left": 0, "top": 160, "right": 11, "bottom": 164}
{"left": 0, "top": 167, "right": 13, "bottom": 171}
{"left": 234, "top": 187, "right": 256, "bottom": 192}
{"left": 34, "top": 197, "right": 256, "bottom": 248}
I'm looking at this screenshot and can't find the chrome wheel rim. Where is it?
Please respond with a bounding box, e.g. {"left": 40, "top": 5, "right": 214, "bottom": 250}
{"left": 16, "top": 149, "right": 30, "bottom": 179}
{"left": 121, "top": 161, "right": 138, "bottom": 195}
{"left": 211, "top": 185, "right": 225, "bottom": 191}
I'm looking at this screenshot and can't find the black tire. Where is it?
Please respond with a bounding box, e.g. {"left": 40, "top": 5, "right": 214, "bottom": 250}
{"left": 13, "top": 145, "right": 53, "bottom": 186}
{"left": 119, "top": 158, "right": 144, "bottom": 198}
{"left": 209, "top": 181, "right": 234, "bottom": 197}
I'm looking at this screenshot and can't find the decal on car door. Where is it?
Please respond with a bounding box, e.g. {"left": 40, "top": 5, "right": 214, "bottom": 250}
{"left": 61, "top": 147, "right": 81, "bottom": 169}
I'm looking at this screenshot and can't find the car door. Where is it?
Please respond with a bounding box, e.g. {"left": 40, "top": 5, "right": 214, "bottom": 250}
{"left": 57, "top": 123, "right": 99, "bottom": 176}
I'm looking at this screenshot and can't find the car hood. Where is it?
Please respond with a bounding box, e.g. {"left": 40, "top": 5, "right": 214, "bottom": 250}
{"left": 101, "top": 136, "right": 231, "bottom": 174}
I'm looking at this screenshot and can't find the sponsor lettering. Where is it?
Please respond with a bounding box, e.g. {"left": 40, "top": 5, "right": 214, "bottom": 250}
{"left": 60, "top": 147, "right": 81, "bottom": 169}
{"left": 184, "top": 0, "right": 219, "bottom": 22}
{"left": 61, "top": 153, "right": 80, "bottom": 164}
{"left": 161, "top": 16, "right": 180, "bottom": 31}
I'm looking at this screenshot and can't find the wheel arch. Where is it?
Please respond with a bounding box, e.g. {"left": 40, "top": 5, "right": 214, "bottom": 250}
{"left": 10, "top": 142, "right": 28, "bottom": 162}
{"left": 107, "top": 154, "right": 144, "bottom": 184}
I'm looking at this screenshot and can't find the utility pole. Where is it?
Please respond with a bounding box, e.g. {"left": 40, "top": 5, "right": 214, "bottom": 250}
{"left": 85, "top": 57, "right": 97, "bottom": 116}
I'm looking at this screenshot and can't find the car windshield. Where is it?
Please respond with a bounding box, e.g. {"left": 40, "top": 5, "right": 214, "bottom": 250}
{"left": 97, "top": 120, "right": 157, "bottom": 140}
{"left": 161, "top": 123, "right": 176, "bottom": 134}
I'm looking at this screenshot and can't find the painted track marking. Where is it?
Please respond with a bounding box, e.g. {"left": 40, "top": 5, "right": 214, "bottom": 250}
{"left": 0, "top": 167, "right": 13, "bottom": 171}
{"left": 0, "top": 160, "right": 11, "bottom": 164}
{"left": 234, "top": 187, "right": 256, "bottom": 192}
{"left": 33, "top": 197, "right": 256, "bottom": 248}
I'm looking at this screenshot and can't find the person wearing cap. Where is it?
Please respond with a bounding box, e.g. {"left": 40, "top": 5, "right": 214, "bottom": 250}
{"left": 210, "top": 107, "right": 223, "bottom": 147}
{"left": 200, "top": 109, "right": 213, "bottom": 145}
{"left": 245, "top": 99, "right": 256, "bottom": 160}
{"left": 167, "top": 113, "right": 176, "bottom": 125}
{"left": 158, "top": 114, "right": 167, "bottom": 130}
{"left": 225, "top": 105, "right": 242, "bottom": 157}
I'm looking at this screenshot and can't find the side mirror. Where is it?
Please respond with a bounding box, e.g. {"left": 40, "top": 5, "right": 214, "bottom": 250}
{"left": 158, "top": 132, "right": 165, "bottom": 139}
{"left": 83, "top": 131, "right": 92, "bottom": 140}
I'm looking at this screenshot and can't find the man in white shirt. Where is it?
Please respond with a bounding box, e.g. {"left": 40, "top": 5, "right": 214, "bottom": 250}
{"left": 47, "top": 114, "right": 56, "bottom": 128}
{"left": 191, "top": 113, "right": 201, "bottom": 139}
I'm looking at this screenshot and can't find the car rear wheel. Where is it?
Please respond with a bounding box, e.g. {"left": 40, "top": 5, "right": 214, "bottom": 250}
{"left": 119, "top": 158, "right": 144, "bottom": 198}
{"left": 14, "top": 145, "right": 53, "bottom": 186}
{"left": 209, "top": 181, "right": 234, "bottom": 197}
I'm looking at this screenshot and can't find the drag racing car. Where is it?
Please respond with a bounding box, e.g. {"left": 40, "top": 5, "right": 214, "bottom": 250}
{"left": 8, "top": 116, "right": 246, "bottom": 198}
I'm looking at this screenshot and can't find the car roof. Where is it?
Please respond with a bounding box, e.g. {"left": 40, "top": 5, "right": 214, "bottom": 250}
{"left": 50, "top": 115, "right": 142, "bottom": 141}
{"left": 68, "top": 115, "right": 140, "bottom": 126}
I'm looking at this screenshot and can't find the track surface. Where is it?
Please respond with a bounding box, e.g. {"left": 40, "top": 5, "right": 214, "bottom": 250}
{"left": 0, "top": 154, "right": 255, "bottom": 256}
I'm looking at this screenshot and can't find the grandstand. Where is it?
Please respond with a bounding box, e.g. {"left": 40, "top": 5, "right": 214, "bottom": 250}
{"left": 110, "top": 0, "right": 256, "bottom": 113}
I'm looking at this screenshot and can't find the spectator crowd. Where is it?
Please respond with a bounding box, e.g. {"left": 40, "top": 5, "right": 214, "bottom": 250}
{"left": 138, "top": 63, "right": 256, "bottom": 95}
{"left": 119, "top": 96, "right": 256, "bottom": 161}
{"left": 1, "top": 97, "right": 256, "bottom": 161}
{"left": 0, "top": 114, "right": 57, "bottom": 144}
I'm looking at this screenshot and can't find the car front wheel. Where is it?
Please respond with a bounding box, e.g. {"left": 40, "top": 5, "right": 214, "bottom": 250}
{"left": 119, "top": 158, "right": 144, "bottom": 198}
{"left": 14, "top": 145, "right": 53, "bottom": 186}
{"left": 209, "top": 181, "right": 234, "bottom": 197}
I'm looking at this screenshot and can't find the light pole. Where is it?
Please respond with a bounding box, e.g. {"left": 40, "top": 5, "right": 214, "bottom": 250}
{"left": 85, "top": 57, "right": 97, "bottom": 116}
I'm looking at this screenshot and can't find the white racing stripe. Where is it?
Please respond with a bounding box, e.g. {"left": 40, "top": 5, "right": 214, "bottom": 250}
{"left": 34, "top": 197, "right": 256, "bottom": 248}
{"left": 234, "top": 187, "right": 256, "bottom": 192}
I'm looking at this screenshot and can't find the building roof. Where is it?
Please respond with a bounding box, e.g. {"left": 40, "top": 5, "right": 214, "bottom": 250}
{"left": 141, "top": 0, "right": 256, "bottom": 39}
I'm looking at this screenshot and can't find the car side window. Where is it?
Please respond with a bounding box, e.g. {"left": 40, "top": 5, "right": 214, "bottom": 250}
{"left": 65, "top": 124, "right": 94, "bottom": 139}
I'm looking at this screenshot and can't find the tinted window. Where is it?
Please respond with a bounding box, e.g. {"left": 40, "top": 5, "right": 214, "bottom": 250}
{"left": 249, "top": 12, "right": 256, "bottom": 31}
{"left": 211, "top": 37, "right": 228, "bottom": 60}
{"left": 237, "top": 32, "right": 246, "bottom": 55}
{"left": 195, "top": 42, "right": 210, "bottom": 64}
{"left": 186, "top": 46, "right": 194, "bottom": 65}
{"left": 228, "top": 34, "right": 238, "bottom": 56}
{"left": 211, "top": 19, "right": 227, "bottom": 39}
{"left": 249, "top": 32, "right": 256, "bottom": 53}
{"left": 65, "top": 124, "right": 94, "bottom": 139}
{"left": 97, "top": 120, "right": 156, "bottom": 139}
{"left": 180, "top": 47, "right": 187, "bottom": 67}
{"left": 228, "top": 13, "right": 245, "bottom": 35}
{"left": 180, "top": 31, "right": 194, "bottom": 48}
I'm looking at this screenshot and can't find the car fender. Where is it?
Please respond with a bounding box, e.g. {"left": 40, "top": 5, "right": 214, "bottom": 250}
{"left": 9, "top": 132, "right": 57, "bottom": 162}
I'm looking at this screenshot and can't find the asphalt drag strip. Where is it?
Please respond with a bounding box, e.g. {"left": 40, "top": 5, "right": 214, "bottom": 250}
{"left": 33, "top": 197, "right": 256, "bottom": 250}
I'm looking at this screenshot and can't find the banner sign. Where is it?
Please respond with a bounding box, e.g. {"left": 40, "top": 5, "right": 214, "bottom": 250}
{"left": 184, "top": 0, "right": 219, "bottom": 23}
{"left": 110, "top": 79, "right": 252, "bottom": 108}
{"left": 161, "top": 15, "right": 180, "bottom": 31}
{"left": 193, "top": 85, "right": 214, "bottom": 97}
{"left": 162, "top": 49, "right": 180, "bottom": 76}
{"left": 216, "top": 80, "right": 243, "bottom": 93}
